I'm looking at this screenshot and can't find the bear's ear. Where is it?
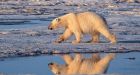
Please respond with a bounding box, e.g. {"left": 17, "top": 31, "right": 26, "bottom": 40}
{"left": 56, "top": 18, "right": 61, "bottom": 22}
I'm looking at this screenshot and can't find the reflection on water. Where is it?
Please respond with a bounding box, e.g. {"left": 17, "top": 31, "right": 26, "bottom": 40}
{"left": 48, "top": 53, "right": 115, "bottom": 75}
{"left": 0, "top": 52, "right": 140, "bottom": 75}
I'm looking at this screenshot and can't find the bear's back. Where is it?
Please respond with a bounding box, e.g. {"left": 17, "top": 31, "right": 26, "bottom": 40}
{"left": 76, "top": 12, "right": 106, "bottom": 34}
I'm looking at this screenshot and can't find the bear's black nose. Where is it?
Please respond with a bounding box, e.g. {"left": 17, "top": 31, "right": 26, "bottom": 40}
{"left": 48, "top": 26, "right": 53, "bottom": 30}
{"left": 50, "top": 28, "right": 53, "bottom": 30}
{"left": 48, "top": 62, "right": 54, "bottom": 66}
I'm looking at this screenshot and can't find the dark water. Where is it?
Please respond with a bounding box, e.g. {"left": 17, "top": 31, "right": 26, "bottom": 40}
{"left": 0, "top": 52, "right": 140, "bottom": 75}
{"left": 0, "top": 19, "right": 49, "bottom": 30}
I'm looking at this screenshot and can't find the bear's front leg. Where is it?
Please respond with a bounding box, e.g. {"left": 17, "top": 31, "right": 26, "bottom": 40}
{"left": 72, "top": 32, "right": 81, "bottom": 44}
{"left": 54, "top": 35, "right": 64, "bottom": 43}
{"left": 62, "top": 54, "right": 73, "bottom": 65}
{"left": 54, "top": 29, "right": 72, "bottom": 43}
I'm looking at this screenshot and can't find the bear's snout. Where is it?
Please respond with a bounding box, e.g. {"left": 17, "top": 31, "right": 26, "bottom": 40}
{"left": 48, "top": 25, "right": 53, "bottom": 30}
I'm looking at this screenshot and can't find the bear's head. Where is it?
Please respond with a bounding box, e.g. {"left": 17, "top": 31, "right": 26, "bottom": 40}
{"left": 48, "top": 62, "right": 61, "bottom": 74}
{"left": 48, "top": 62, "right": 67, "bottom": 75}
{"left": 48, "top": 18, "right": 63, "bottom": 30}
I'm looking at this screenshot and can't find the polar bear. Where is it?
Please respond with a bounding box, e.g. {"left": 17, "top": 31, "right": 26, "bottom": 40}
{"left": 48, "top": 12, "right": 117, "bottom": 44}
{"left": 48, "top": 53, "right": 116, "bottom": 75}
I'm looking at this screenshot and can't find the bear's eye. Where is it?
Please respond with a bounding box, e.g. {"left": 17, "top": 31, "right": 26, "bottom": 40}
{"left": 56, "top": 18, "right": 61, "bottom": 22}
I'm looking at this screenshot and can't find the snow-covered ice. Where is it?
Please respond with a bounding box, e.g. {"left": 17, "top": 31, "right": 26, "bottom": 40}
{"left": 0, "top": 0, "right": 140, "bottom": 58}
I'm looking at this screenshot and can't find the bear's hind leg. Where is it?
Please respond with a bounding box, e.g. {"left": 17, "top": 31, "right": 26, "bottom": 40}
{"left": 55, "top": 29, "right": 72, "bottom": 43}
{"left": 94, "top": 53, "right": 116, "bottom": 73}
{"left": 109, "top": 34, "right": 117, "bottom": 44}
{"left": 91, "top": 31, "right": 100, "bottom": 43}
{"left": 92, "top": 53, "right": 100, "bottom": 62}
{"left": 97, "top": 27, "right": 116, "bottom": 44}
